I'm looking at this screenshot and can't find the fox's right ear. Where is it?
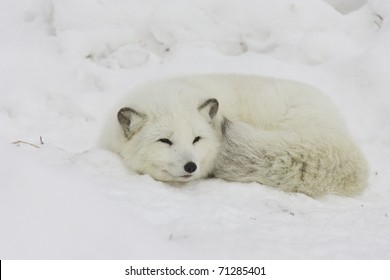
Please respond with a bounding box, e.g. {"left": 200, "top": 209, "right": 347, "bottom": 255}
{"left": 117, "top": 107, "right": 147, "bottom": 139}
{"left": 198, "top": 98, "right": 219, "bottom": 120}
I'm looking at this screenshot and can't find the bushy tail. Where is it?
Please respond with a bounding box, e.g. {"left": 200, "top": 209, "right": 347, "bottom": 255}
{"left": 213, "top": 118, "right": 368, "bottom": 197}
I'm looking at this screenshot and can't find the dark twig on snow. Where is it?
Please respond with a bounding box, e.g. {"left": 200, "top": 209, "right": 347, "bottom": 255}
{"left": 12, "top": 140, "right": 41, "bottom": 149}
{"left": 12, "top": 136, "right": 45, "bottom": 149}
{"left": 375, "top": 14, "right": 383, "bottom": 28}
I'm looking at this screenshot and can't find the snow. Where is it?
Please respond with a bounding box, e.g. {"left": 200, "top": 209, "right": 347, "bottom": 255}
{"left": 0, "top": 0, "right": 389, "bottom": 259}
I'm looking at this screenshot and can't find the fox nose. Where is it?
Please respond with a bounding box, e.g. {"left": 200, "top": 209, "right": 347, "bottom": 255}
{"left": 184, "top": 161, "right": 197, "bottom": 174}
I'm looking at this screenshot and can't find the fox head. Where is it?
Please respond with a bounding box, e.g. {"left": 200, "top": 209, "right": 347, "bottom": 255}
{"left": 115, "top": 97, "right": 222, "bottom": 183}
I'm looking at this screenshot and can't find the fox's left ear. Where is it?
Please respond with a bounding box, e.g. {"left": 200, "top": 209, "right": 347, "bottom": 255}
{"left": 198, "top": 98, "right": 219, "bottom": 120}
{"left": 117, "top": 107, "right": 147, "bottom": 139}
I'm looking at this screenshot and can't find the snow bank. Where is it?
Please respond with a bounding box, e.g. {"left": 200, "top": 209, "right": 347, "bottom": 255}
{"left": 0, "top": 141, "right": 194, "bottom": 259}
{"left": 1, "top": 0, "right": 390, "bottom": 259}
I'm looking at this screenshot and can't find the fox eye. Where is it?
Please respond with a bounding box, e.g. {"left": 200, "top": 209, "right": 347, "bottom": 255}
{"left": 158, "top": 138, "right": 173, "bottom": 146}
{"left": 193, "top": 136, "right": 201, "bottom": 144}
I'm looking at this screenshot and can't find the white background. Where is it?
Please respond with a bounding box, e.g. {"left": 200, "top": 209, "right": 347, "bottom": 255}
{"left": 2, "top": 260, "right": 390, "bottom": 280}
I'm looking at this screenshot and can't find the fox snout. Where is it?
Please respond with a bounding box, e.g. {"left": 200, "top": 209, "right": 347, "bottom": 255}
{"left": 184, "top": 161, "right": 197, "bottom": 174}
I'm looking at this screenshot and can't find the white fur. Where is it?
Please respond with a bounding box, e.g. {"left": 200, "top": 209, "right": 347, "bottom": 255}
{"left": 102, "top": 74, "right": 368, "bottom": 196}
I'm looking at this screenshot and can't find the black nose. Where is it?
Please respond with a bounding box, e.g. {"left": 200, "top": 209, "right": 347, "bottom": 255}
{"left": 184, "top": 162, "right": 197, "bottom": 173}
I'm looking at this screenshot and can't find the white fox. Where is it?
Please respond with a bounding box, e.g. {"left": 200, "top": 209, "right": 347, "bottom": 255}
{"left": 102, "top": 74, "right": 368, "bottom": 197}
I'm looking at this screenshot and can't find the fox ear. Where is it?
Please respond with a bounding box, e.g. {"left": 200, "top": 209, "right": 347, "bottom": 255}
{"left": 117, "top": 107, "right": 146, "bottom": 139}
{"left": 198, "top": 98, "right": 219, "bottom": 120}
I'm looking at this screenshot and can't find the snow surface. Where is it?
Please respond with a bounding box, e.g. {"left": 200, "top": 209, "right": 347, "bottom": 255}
{"left": 1, "top": 0, "right": 390, "bottom": 259}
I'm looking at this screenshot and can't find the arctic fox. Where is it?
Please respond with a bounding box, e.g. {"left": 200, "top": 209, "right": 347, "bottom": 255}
{"left": 102, "top": 74, "right": 368, "bottom": 197}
